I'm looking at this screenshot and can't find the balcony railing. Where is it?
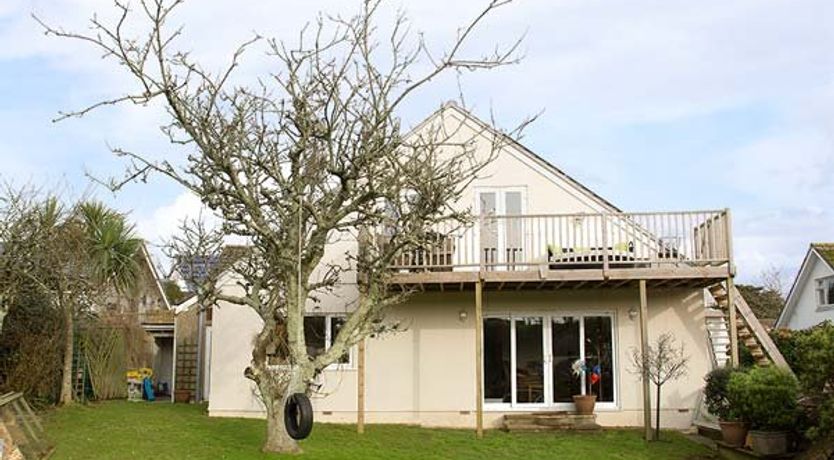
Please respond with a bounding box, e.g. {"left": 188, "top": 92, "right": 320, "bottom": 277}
{"left": 389, "top": 210, "right": 732, "bottom": 274}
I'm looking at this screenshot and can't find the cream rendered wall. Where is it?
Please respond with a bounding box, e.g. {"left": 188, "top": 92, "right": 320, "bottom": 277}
{"left": 210, "top": 286, "right": 711, "bottom": 430}
{"left": 426, "top": 105, "right": 611, "bottom": 216}
{"left": 785, "top": 255, "right": 834, "bottom": 330}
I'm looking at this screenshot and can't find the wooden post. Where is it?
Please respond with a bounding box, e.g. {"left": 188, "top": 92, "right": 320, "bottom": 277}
{"left": 601, "top": 214, "right": 610, "bottom": 278}
{"left": 357, "top": 338, "right": 366, "bottom": 434}
{"left": 727, "top": 277, "right": 739, "bottom": 367}
{"left": 475, "top": 279, "right": 484, "bottom": 439}
{"left": 639, "top": 280, "right": 652, "bottom": 441}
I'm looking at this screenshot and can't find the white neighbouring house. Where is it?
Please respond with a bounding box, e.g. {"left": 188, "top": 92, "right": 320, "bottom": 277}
{"left": 197, "top": 103, "right": 785, "bottom": 431}
{"left": 776, "top": 243, "right": 834, "bottom": 330}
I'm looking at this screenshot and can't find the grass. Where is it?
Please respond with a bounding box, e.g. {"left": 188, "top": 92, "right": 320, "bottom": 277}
{"left": 43, "top": 401, "right": 715, "bottom": 459}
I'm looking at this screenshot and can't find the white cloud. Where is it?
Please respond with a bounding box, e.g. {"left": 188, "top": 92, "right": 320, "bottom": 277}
{"left": 134, "top": 190, "right": 208, "bottom": 246}
{"left": 1, "top": 0, "right": 832, "bottom": 284}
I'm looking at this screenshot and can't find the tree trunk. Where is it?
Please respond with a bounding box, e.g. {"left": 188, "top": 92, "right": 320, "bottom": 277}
{"left": 655, "top": 384, "right": 661, "bottom": 441}
{"left": 258, "top": 368, "right": 310, "bottom": 454}
{"left": 263, "top": 394, "right": 301, "bottom": 454}
{"left": 59, "top": 304, "right": 74, "bottom": 405}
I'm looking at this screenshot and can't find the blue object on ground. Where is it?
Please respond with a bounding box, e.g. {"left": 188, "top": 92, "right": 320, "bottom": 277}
{"left": 143, "top": 377, "right": 155, "bottom": 402}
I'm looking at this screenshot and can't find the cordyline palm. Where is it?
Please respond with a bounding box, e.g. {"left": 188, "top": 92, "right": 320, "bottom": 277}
{"left": 55, "top": 201, "right": 142, "bottom": 405}
{"left": 79, "top": 202, "right": 142, "bottom": 295}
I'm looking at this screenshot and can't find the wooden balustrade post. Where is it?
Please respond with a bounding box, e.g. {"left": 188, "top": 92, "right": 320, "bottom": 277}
{"left": 478, "top": 212, "right": 485, "bottom": 274}
{"left": 724, "top": 208, "right": 735, "bottom": 276}
{"left": 601, "top": 214, "right": 610, "bottom": 277}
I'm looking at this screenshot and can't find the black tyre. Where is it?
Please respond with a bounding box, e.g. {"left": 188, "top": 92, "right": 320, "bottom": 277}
{"left": 284, "top": 393, "right": 314, "bottom": 440}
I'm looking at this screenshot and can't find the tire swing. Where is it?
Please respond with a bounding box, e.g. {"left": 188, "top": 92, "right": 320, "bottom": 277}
{"left": 284, "top": 393, "right": 314, "bottom": 440}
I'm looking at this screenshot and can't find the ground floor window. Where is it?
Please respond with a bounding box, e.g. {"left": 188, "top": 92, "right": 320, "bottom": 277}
{"left": 483, "top": 312, "right": 616, "bottom": 407}
{"left": 268, "top": 315, "right": 351, "bottom": 366}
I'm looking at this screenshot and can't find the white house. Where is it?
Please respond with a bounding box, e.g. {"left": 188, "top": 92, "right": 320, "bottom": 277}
{"left": 195, "top": 103, "right": 783, "bottom": 432}
{"left": 776, "top": 243, "right": 834, "bottom": 330}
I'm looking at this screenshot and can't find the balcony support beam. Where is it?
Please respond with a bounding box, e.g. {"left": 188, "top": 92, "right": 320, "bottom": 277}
{"left": 727, "top": 276, "right": 740, "bottom": 367}
{"left": 474, "top": 278, "right": 484, "bottom": 439}
{"left": 639, "top": 280, "right": 653, "bottom": 441}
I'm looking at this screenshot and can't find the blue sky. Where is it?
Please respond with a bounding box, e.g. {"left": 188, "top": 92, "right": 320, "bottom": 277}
{"left": 0, "top": 0, "right": 832, "bottom": 284}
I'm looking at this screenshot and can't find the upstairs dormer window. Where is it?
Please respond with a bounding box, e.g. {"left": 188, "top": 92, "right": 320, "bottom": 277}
{"left": 816, "top": 276, "right": 834, "bottom": 308}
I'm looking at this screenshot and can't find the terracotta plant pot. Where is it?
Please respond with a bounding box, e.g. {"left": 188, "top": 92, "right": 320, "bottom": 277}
{"left": 572, "top": 394, "right": 597, "bottom": 415}
{"left": 719, "top": 421, "right": 750, "bottom": 447}
{"left": 749, "top": 431, "right": 788, "bottom": 456}
{"left": 174, "top": 389, "right": 191, "bottom": 404}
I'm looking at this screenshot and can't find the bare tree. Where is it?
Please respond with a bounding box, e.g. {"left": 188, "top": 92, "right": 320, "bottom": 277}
{"left": 759, "top": 265, "right": 785, "bottom": 297}
{"left": 630, "top": 332, "right": 689, "bottom": 441}
{"left": 38, "top": 0, "right": 527, "bottom": 452}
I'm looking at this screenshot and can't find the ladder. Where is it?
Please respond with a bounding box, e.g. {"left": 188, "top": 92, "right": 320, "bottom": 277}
{"left": 71, "top": 343, "right": 88, "bottom": 403}
{"left": 706, "top": 282, "right": 791, "bottom": 371}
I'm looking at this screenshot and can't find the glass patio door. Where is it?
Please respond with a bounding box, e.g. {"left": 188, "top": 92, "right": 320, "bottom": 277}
{"left": 484, "top": 313, "right": 615, "bottom": 408}
{"left": 483, "top": 315, "right": 546, "bottom": 406}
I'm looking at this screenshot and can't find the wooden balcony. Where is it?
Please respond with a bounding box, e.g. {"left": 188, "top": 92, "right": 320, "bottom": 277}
{"left": 139, "top": 309, "right": 175, "bottom": 326}
{"left": 387, "top": 210, "right": 733, "bottom": 291}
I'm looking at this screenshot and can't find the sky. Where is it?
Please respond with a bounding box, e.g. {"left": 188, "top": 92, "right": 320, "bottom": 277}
{"left": 0, "top": 0, "right": 832, "bottom": 285}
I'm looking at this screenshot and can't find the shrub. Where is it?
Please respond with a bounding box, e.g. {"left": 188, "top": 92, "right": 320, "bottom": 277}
{"left": 770, "top": 328, "right": 804, "bottom": 370}
{"left": 792, "top": 321, "right": 834, "bottom": 440}
{"left": 0, "top": 288, "right": 64, "bottom": 406}
{"left": 728, "top": 366, "right": 798, "bottom": 431}
{"left": 793, "top": 322, "right": 834, "bottom": 396}
{"left": 704, "top": 367, "right": 740, "bottom": 421}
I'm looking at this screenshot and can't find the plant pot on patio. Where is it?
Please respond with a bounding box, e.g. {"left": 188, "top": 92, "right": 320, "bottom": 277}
{"left": 749, "top": 431, "right": 789, "bottom": 457}
{"left": 718, "top": 421, "right": 749, "bottom": 447}
{"left": 174, "top": 389, "right": 191, "bottom": 403}
{"left": 572, "top": 395, "right": 597, "bottom": 415}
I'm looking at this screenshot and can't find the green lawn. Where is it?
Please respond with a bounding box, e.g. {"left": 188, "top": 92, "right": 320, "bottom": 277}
{"left": 43, "top": 401, "right": 714, "bottom": 459}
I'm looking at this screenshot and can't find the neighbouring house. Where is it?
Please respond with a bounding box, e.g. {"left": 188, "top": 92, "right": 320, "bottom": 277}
{"left": 109, "top": 242, "right": 174, "bottom": 397}
{"left": 133, "top": 243, "right": 175, "bottom": 397}
{"left": 79, "top": 242, "right": 174, "bottom": 400}
{"left": 775, "top": 243, "right": 834, "bottom": 330}
{"left": 199, "top": 103, "right": 786, "bottom": 431}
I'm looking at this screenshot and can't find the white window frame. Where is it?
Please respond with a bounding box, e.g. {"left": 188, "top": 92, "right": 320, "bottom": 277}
{"left": 816, "top": 276, "right": 834, "bottom": 310}
{"left": 474, "top": 186, "right": 528, "bottom": 271}
{"left": 482, "top": 310, "right": 618, "bottom": 412}
{"left": 266, "top": 314, "right": 355, "bottom": 370}
{"left": 322, "top": 315, "right": 354, "bottom": 370}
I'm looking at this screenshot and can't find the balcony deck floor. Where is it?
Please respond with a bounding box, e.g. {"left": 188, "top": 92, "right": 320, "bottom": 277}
{"left": 388, "top": 265, "right": 730, "bottom": 291}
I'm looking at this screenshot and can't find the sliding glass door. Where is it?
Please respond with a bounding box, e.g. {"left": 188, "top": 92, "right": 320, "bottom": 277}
{"left": 483, "top": 312, "right": 616, "bottom": 408}
{"left": 514, "top": 317, "right": 545, "bottom": 405}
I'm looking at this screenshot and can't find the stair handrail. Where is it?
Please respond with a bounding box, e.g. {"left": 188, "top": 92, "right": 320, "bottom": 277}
{"left": 728, "top": 284, "right": 793, "bottom": 374}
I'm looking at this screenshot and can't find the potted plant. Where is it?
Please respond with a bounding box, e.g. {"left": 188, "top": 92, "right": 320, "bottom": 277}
{"left": 728, "top": 366, "right": 798, "bottom": 456}
{"left": 571, "top": 359, "right": 596, "bottom": 415}
{"left": 704, "top": 367, "right": 748, "bottom": 447}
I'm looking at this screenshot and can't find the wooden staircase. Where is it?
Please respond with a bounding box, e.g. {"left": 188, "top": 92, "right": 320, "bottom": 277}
{"left": 706, "top": 282, "right": 791, "bottom": 370}
{"left": 502, "top": 412, "right": 601, "bottom": 432}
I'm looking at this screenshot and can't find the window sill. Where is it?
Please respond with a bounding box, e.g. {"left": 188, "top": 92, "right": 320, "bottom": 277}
{"left": 815, "top": 304, "right": 834, "bottom": 312}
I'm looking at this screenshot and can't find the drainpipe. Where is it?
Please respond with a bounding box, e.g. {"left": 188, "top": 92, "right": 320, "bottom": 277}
{"left": 195, "top": 307, "right": 205, "bottom": 403}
